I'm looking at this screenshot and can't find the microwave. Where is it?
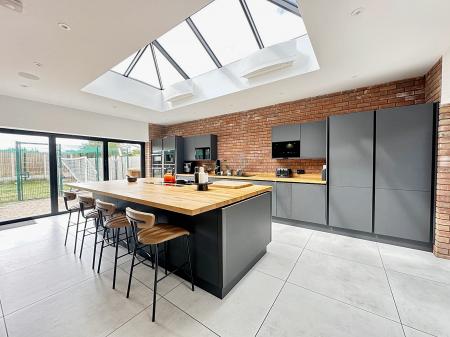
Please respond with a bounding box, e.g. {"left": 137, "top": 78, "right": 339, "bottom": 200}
{"left": 164, "top": 150, "right": 175, "bottom": 164}
{"left": 195, "top": 147, "right": 211, "bottom": 160}
{"left": 152, "top": 154, "right": 162, "bottom": 165}
{"left": 272, "top": 141, "right": 300, "bottom": 158}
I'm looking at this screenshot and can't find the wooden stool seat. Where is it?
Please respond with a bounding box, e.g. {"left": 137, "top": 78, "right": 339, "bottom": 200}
{"left": 138, "top": 224, "right": 189, "bottom": 245}
{"left": 84, "top": 210, "right": 99, "bottom": 219}
{"left": 105, "top": 215, "right": 130, "bottom": 229}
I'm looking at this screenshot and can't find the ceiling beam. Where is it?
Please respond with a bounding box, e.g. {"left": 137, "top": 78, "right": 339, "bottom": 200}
{"left": 186, "top": 18, "right": 222, "bottom": 68}
{"left": 239, "top": 0, "right": 264, "bottom": 49}
{"left": 268, "top": 0, "right": 301, "bottom": 16}
{"left": 153, "top": 40, "right": 190, "bottom": 80}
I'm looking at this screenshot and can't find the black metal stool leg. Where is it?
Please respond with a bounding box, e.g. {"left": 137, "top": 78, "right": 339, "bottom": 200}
{"left": 92, "top": 218, "right": 99, "bottom": 270}
{"left": 152, "top": 243, "right": 159, "bottom": 322}
{"left": 164, "top": 242, "right": 168, "bottom": 275}
{"left": 112, "top": 228, "right": 120, "bottom": 289}
{"left": 97, "top": 228, "right": 107, "bottom": 273}
{"left": 64, "top": 211, "right": 72, "bottom": 246}
{"left": 125, "top": 227, "right": 131, "bottom": 253}
{"left": 73, "top": 210, "right": 80, "bottom": 254}
{"left": 126, "top": 246, "right": 137, "bottom": 298}
{"left": 186, "top": 235, "right": 194, "bottom": 291}
{"left": 79, "top": 218, "right": 88, "bottom": 258}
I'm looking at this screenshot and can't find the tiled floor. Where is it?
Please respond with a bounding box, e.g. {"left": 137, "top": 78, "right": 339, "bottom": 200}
{"left": 0, "top": 215, "right": 449, "bottom": 337}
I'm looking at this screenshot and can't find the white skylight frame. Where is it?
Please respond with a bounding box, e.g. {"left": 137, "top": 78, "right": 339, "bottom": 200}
{"left": 109, "top": 0, "right": 305, "bottom": 90}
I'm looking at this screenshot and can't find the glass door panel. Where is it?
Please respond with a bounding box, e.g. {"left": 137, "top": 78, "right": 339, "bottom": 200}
{"left": 108, "top": 143, "right": 142, "bottom": 180}
{"left": 56, "top": 138, "right": 103, "bottom": 211}
{"left": 0, "top": 133, "right": 51, "bottom": 222}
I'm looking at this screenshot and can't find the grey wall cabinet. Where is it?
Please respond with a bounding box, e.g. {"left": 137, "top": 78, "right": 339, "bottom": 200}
{"left": 374, "top": 103, "right": 434, "bottom": 242}
{"left": 152, "top": 138, "right": 162, "bottom": 153}
{"left": 300, "top": 120, "right": 326, "bottom": 159}
{"left": 272, "top": 125, "right": 301, "bottom": 142}
{"left": 374, "top": 189, "right": 431, "bottom": 242}
{"left": 183, "top": 134, "right": 218, "bottom": 161}
{"left": 163, "top": 136, "right": 176, "bottom": 151}
{"left": 291, "top": 184, "right": 326, "bottom": 224}
{"left": 329, "top": 111, "right": 374, "bottom": 188}
{"left": 329, "top": 186, "right": 373, "bottom": 232}
{"left": 276, "top": 183, "right": 292, "bottom": 219}
{"left": 328, "top": 111, "right": 374, "bottom": 232}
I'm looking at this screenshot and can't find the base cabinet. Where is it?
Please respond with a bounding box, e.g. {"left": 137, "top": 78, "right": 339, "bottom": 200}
{"left": 291, "top": 184, "right": 326, "bottom": 224}
{"left": 276, "top": 183, "right": 292, "bottom": 219}
{"left": 374, "top": 189, "right": 431, "bottom": 242}
{"left": 329, "top": 186, "right": 372, "bottom": 232}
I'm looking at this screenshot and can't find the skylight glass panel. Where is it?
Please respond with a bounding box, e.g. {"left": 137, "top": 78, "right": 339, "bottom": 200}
{"left": 246, "top": 0, "right": 307, "bottom": 47}
{"left": 191, "top": 0, "right": 259, "bottom": 65}
{"left": 111, "top": 52, "right": 137, "bottom": 75}
{"left": 128, "top": 46, "right": 160, "bottom": 88}
{"left": 153, "top": 47, "right": 185, "bottom": 88}
{"left": 157, "top": 21, "right": 217, "bottom": 78}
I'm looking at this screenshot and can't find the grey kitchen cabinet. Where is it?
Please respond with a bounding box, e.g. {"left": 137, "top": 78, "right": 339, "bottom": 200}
{"left": 374, "top": 189, "right": 431, "bottom": 242}
{"left": 329, "top": 111, "right": 374, "bottom": 188}
{"left": 183, "top": 134, "right": 218, "bottom": 161}
{"left": 329, "top": 186, "right": 373, "bottom": 232}
{"left": 276, "top": 182, "right": 292, "bottom": 219}
{"left": 152, "top": 138, "right": 162, "bottom": 153}
{"left": 248, "top": 180, "right": 277, "bottom": 216}
{"left": 272, "top": 125, "right": 301, "bottom": 142}
{"left": 300, "top": 120, "right": 326, "bottom": 159}
{"left": 291, "top": 184, "right": 326, "bottom": 224}
{"left": 375, "top": 104, "right": 434, "bottom": 191}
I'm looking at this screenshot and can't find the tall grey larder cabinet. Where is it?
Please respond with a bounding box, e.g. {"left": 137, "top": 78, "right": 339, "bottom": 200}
{"left": 374, "top": 104, "right": 434, "bottom": 242}
{"left": 328, "top": 111, "right": 374, "bottom": 232}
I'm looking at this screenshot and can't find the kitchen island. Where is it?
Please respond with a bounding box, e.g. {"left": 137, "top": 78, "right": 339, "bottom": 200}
{"left": 68, "top": 178, "right": 272, "bottom": 298}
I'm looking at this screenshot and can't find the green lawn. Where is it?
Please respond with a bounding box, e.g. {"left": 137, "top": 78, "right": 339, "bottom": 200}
{"left": 0, "top": 179, "right": 51, "bottom": 203}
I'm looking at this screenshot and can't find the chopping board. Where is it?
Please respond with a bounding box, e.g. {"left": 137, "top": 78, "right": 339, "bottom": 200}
{"left": 213, "top": 180, "right": 253, "bottom": 189}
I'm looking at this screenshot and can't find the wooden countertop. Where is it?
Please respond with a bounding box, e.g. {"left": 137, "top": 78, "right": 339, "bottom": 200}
{"left": 67, "top": 178, "right": 271, "bottom": 216}
{"left": 177, "top": 173, "right": 326, "bottom": 185}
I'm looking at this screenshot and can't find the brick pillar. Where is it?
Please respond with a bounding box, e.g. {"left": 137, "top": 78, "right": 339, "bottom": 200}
{"left": 145, "top": 142, "right": 151, "bottom": 177}
{"left": 435, "top": 103, "right": 450, "bottom": 259}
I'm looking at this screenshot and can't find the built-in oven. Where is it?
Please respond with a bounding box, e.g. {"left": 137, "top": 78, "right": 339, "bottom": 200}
{"left": 272, "top": 141, "right": 300, "bottom": 158}
{"left": 195, "top": 147, "right": 211, "bottom": 160}
{"left": 164, "top": 150, "right": 175, "bottom": 165}
{"left": 152, "top": 167, "right": 162, "bottom": 178}
{"left": 152, "top": 154, "right": 162, "bottom": 165}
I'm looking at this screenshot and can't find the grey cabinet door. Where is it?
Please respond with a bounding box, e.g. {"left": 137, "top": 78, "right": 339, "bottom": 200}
{"left": 329, "top": 111, "right": 374, "bottom": 188}
{"left": 272, "top": 125, "right": 301, "bottom": 142}
{"left": 374, "top": 189, "right": 431, "bottom": 242}
{"left": 276, "top": 182, "right": 292, "bottom": 218}
{"left": 163, "top": 136, "right": 175, "bottom": 151}
{"left": 300, "top": 120, "right": 326, "bottom": 159}
{"left": 329, "top": 186, "right": 372, "bottom": 232}
{"left": 152, "top": 138, "right": 162, "bottom": 153}
{"left": 183, "top": 137, "right": 196, "bottom": 161}
{"left": 248, "top": 180, "right": 276, "bottom": 216}
{"left": 375, "top": 104, "right": 433, "bottom": 191}
{"left": 291, "top": 184, "right": 326, "bottom": 224}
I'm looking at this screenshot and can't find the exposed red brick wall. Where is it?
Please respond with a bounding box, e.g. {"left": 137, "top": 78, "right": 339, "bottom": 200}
{"left": 161, "top": 76, "right": 425, "bottom": 173}
{"left": 425, "top": 58, "right": 442, "bottom": 103}
{"left": 144, "top": 142, "right": 151, "bottom": 177}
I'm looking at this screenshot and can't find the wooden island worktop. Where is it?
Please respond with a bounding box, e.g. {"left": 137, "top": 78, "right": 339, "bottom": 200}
{"left": 68, "top": 178, "right": 271, "bottom": 216}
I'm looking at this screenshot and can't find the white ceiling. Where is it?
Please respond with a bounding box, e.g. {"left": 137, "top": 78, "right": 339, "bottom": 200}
{"left": 1, "top": 0, "right": 450, "bottom": 125}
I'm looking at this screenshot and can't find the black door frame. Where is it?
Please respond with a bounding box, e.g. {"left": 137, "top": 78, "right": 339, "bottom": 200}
{"left": 0, "top": 127, "right": 146, "bottom": 226}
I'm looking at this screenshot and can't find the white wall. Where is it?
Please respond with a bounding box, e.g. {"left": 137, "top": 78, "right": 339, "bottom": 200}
{"left": 442, "top": 48, "right": 450, "bottom": 105}
{"left": 0, "top": 95, "right": 148, "bottom": 141}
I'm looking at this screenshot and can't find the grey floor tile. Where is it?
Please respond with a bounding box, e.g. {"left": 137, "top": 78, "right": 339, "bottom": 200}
{"left": 403, "top": 326, "right": 435, "bottom": 337}
{"left": 288, "top": 249, "right": 399, "bottom": 321}
{"left": 165, "top": 269, "right": 284, "bottom": 337}
{"left": 271, "top": 222, "right": 312, "bottom": 248}
{"left": 0, "top": 246, "right": 114, "bottom": 315}
{"left": 108, "top": 297, "right": 217, "bottom": 337}
{"left": 5, "top": 268, "right": 154, "bottom": 337}
{"left": 257, "top": 283, "right": 405, "bottom": 337}
{"left": 119, "top": 261, "right": 183, "bottom": 296}
{"left": 388, "top": 270, "right": 450, "bottom": 337}
{"left": 379, "top": 243, "right": 450, "bottom": 285}
{"left": 306, "top": 231, "right": 382, "bottom": 267}
{"left": 253, "top": 241, "right": 302, "bottom": 280}
{"left": 0, "top": 319, "right": 6, "bottom": 337}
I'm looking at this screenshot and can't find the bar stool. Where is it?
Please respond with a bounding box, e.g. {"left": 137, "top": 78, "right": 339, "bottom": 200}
{"left": 96, "top": 200, "right": 132, "bottom": 289}
{"left": 77, "top": 195, "right": 99, "bottom": 258}
{"left": 125, "top": 207, "right": 194, "bottom": 322}
{"left": 63, "top": 191, "right": 81, "bottom": 249}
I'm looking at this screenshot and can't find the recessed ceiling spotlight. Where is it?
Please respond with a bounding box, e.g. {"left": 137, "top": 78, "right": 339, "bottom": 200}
{"left": 0, "top": 0, "right": 23, "bottom": 12}
{"left": 18, "top": 72, "right": 40, "bottom": 80}
{"left": 351, "top": 7, "right": 364, "bottom": 16}
{"left": 57, "top": 22, "right": 71, "bottom": 31}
